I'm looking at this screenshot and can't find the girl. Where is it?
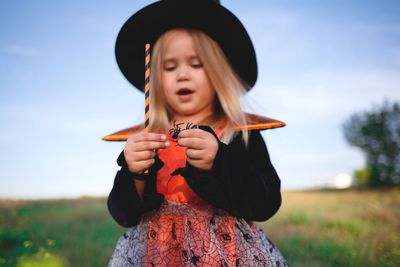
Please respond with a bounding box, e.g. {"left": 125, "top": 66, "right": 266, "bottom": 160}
{"left": 107, "top": 0, "right": 289, "bottom": 266}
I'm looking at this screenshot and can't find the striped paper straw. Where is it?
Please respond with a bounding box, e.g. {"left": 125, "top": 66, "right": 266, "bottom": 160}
{"left": 145, "top": 43, "right": 150, "bottom": 133}
{"left": 144, "top": 44, "right": 150, "bottom": 174}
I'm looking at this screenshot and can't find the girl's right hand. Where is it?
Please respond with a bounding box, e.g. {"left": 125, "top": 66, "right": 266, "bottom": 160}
{"left": 124, "top": 132, "right": 170, "bottom": 174}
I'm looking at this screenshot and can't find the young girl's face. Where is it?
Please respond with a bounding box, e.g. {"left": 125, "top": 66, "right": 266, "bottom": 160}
{"left": 161, "top": 30, "right": 216, "bottom": 122}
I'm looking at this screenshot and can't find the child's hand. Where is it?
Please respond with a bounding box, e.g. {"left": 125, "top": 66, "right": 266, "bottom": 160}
{"left": 124, "top": 132, "right": 170, "bottom": 174}
{"left": 178, "top": 129, "right": 219, "bottom": 171}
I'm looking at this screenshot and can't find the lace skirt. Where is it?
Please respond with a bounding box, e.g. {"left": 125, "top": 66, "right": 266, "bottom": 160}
{"left": 109, "top": 199, "right": 289, "bottom": 267}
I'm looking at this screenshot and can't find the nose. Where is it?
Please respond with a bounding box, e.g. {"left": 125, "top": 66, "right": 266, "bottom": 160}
{"left": 177, "top": 65, "right": 189, "bottom": 81}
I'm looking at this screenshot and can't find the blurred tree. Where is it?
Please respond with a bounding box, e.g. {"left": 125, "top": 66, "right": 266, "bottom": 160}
{"left": 352, "top": 167, "right": 372, "bottom": 187}
{"left": 343, "top": 101, "right": 400, "bottom": 187}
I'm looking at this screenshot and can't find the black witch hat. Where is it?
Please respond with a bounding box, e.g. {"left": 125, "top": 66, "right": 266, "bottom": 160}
{"left": 115, "top": 0, "right": 257, "bottom": 92}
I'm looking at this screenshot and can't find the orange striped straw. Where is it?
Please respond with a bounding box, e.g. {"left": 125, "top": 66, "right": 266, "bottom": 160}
{"left": 144, "top": 43, "right": 150, "bottom": 173}
{"left": 145, "top": 43, "right": 150, "bottom": 133}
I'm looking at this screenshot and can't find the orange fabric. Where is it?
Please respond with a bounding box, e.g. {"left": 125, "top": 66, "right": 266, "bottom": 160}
{"left": 156, "top": 129, "right": 221, "bottom": 205}
{"left": 144, "top": 128, "right": 257, "bottom": 265}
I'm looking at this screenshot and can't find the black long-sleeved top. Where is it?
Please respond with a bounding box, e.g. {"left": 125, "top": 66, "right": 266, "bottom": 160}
{"left": 107, "top": 128, "right": 281, "bottom": 228}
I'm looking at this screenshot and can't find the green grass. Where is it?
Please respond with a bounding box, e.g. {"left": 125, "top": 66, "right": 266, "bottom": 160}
{"left": 259, "top": 188, "right": 400, "bottom": 267}
{"left": 0, "top": 198, "right": 126, "bottom": 266}
{"left": 0, "top": 189, "right": 399, "bottom": 266}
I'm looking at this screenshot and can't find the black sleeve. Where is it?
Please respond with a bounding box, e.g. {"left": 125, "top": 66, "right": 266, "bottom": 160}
{"left": 182, "top": 127, "right": 282, "bottom": 221}
{"left": 107, "top": 151, "right": 165, "bottom": 227}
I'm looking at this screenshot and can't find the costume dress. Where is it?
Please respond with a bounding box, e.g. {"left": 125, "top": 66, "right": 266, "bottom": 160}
{"left": 108, "top": 127, "right": 289, "bottom": 266}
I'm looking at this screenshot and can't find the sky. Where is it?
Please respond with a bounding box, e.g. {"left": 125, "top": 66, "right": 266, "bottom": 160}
{"left": 1, "top": 0, "right": 399, "bottom": 198}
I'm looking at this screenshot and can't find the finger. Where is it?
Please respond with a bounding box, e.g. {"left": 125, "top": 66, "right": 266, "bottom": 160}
{"left": 135, "top": 140, "right": 170, "bottom": 151}
{"left": 177, "top": 137, "right": 203, "bottom": 149}
{"left": 187, "top": 148, "right": 217, "bottom": 163}
{"left": 130, "top": 132, "right": 167, "bottom": 142}
{"left": 133, "top": 158, "right": 155, "bottom": 173}
{"left": 185, "top": 156, "right": 198, "bottom": 165}
{"left": 178, "top": 129, "right": 207, "bottom": 139}
{"left": 185, "top": 148, "right": 204, "bottom": 160}
{"left": 127, "top": 150, "right": 156, "bottom": 161}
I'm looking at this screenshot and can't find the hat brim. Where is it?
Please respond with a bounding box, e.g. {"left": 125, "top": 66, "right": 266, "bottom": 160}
{"left": 102, "top": 113, "right": 285, "bottom": 141}
{"left": 115, "top": 0, "right": 257, "bottom": 91}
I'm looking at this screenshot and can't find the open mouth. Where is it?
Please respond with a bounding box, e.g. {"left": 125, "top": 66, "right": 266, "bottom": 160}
{"left": 177, "top": 88, "right": 193, "bottom": 95}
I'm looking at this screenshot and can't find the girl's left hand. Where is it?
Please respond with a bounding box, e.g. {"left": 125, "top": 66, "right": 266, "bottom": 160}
{"left": 177, "top": 129, "right": 219, "bottom": 171}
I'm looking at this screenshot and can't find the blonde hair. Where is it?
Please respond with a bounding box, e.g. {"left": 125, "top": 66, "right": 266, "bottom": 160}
{"left": 149, "top": 28, "right": 249, "bottom": 144}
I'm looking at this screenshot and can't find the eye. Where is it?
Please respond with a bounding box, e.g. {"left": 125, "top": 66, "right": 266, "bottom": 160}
{"left": 191, "top": 61, "right": 203, "bottom": 69}
{"left": 163, "top": 61, "right": 176, "bottom": 71}
{"left": 189, "top": 57, "right": 203, "bottom": 69}
{"left": 164, "top": 66, "right": 176, "bottom": 71}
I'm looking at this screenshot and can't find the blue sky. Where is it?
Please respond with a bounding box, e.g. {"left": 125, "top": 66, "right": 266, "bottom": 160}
{"left": 1, "top": 0, "right": 399, "bottom": 198}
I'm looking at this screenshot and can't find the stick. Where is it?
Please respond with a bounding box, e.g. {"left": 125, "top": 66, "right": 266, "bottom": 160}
{"left": 144, "top": 43, "right": 151, "bottom": 174}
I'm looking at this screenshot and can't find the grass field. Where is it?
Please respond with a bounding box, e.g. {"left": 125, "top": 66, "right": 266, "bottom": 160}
{"left": 0, "top": 189, "right": 399, "bottom": 266}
